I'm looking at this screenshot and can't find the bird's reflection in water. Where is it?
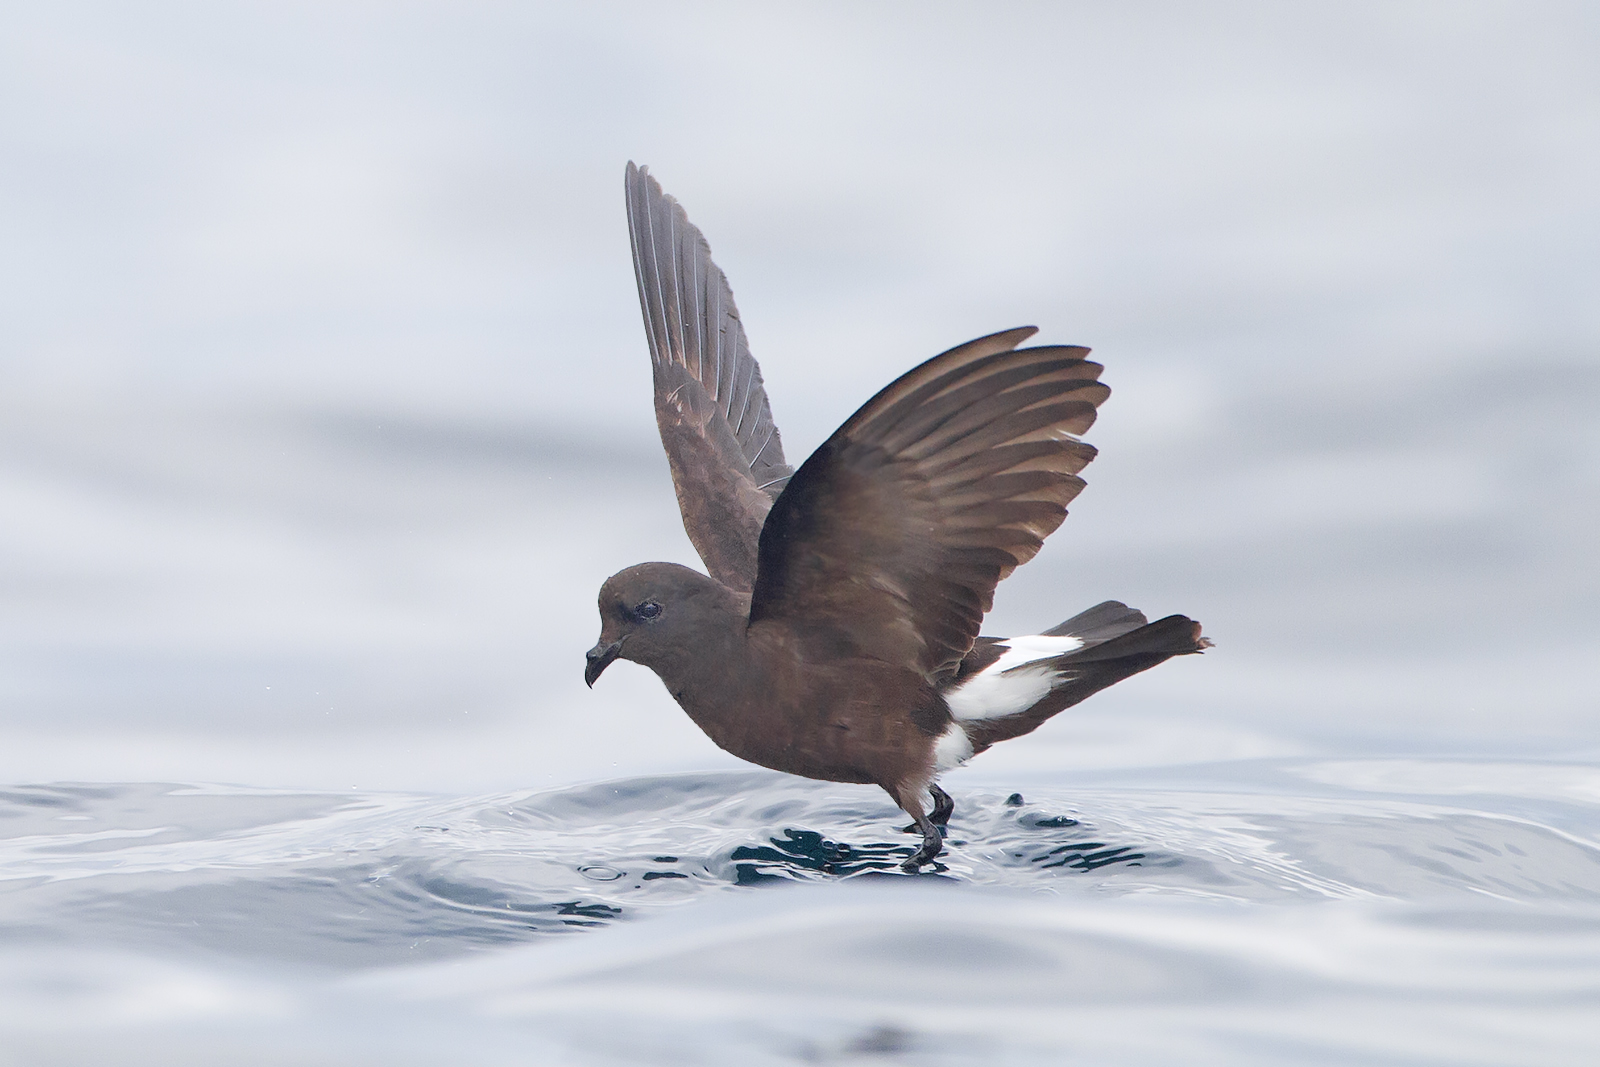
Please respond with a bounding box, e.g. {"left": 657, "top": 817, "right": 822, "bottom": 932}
{"left": 731, "top": 829, "right": 936, "bottom": 881}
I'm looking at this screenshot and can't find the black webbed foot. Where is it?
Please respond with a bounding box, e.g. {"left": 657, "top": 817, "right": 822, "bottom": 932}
{"left": 901, "top": 816, "right": 944, "bottom": 872}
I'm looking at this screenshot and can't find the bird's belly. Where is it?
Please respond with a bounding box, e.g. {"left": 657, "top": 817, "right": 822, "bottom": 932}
{"left": 675, "top": 665, "right": 940, "bottom": 787}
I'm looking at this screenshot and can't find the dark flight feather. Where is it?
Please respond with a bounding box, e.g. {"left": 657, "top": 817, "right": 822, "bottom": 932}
{"left": 748, "top": 328, "right": 1110, "bottom": 681}
{"left": 625, "top": 162, "right": 793, "bottom": 592}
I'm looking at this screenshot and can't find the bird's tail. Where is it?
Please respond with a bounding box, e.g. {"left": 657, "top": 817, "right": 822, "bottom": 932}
{"left": 954, "top": 601, "right": 1210, "bottom": 753}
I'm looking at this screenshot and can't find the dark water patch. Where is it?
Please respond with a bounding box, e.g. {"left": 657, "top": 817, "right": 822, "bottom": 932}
{"left": 729, "top": 828, "right": 928, "bottom": 882}
{"left": 1032, "top": 841, "right": 1148, "bottom": 871}
{"left": 551, "top": 902, "right": 623, "bottom": 926}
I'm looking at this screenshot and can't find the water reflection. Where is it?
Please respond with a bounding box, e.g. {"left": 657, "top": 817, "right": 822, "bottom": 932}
{"left": 731, "top": 828, "right": 930, "bottom": 881}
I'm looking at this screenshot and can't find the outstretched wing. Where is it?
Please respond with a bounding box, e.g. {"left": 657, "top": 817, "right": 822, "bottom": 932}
{"left": 748, "top": 328, "right": 1108, "bottom": 680}
{"left": 626, "top": 162, "right": 793, "bottom": 592}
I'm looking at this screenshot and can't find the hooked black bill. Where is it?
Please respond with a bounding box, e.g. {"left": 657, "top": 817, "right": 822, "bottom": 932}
{"left": 584, "top": 640, "right": 623, "bottom": 687}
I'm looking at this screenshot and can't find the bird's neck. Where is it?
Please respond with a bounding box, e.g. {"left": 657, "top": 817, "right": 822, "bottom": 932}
{"left": 646, "top": 591, "right": 754, "bottom": 712}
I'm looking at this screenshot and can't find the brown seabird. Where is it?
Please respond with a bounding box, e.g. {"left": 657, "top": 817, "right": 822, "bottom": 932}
{"left": 586, "top": 162, "right": 1210, "bottom": 871}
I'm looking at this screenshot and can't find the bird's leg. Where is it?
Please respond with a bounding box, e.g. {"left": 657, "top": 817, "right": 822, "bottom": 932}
{"left": 890, "top": 785, "right": 945, "bottom": 872}
{"left": 903, "top": 783, "right": 955, "bottom": 832}
{"left": 928, "top": 783, "right": 954, "bottom": 826}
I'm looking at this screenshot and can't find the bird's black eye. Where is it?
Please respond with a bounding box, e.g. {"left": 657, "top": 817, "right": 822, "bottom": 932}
{"left": 634, "top": 600, "right": 662, "bottom": 621}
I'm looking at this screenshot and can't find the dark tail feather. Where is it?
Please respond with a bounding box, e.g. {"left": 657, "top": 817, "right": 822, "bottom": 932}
{"left": 962, "top": 614, "right": 1210, "bottom": 753}
{"left": 1059, "top": 614, "right": 1212, "bottom": 662}
{"left": 1042, "top": 600, "right": 1150, "bottom": 645}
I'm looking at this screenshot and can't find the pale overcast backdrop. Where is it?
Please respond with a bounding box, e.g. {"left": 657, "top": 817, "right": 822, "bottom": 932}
{"left": 2, "top": 2, "right": 1596, "bottom": 790}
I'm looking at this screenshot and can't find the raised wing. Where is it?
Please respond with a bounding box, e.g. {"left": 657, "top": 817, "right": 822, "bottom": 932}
{"left": 747, "top": 328, "right": 1108, "bottom": 680}
{"left": 626, "top": 162, "right": 792, "bottom": 592}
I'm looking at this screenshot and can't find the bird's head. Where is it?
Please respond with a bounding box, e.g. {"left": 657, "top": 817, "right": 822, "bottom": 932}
{"left": 585, "top": 562, "right": 740, "bottom": 687}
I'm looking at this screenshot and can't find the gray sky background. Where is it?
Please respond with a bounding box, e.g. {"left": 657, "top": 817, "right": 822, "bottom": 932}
{"left": 2, "top": 2, "right": 1596, "bottom": 790}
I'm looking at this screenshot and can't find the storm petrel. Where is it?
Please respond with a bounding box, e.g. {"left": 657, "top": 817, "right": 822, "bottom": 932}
{"left": 586, "top": 163, "right": 1209, "bottom": 870}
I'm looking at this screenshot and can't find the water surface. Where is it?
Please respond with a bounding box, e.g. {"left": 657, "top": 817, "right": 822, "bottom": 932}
{"left": 3, "top": 758, "right": 1597, "bottom": 1064}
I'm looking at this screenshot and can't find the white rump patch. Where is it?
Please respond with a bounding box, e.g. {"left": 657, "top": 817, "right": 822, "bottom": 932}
{"left": 933, "top": 722, "right": 974, "bottom": 772}
{"left": 988, "top": 634, "right": 1084, "bottom": 672}
{"left": 945, "top": 633, "right": 1083, "bottom": 722}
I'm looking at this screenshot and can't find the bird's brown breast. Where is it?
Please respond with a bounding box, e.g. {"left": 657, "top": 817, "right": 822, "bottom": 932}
{"left": 666, "top": 622, "right": 945, "bottom": 789}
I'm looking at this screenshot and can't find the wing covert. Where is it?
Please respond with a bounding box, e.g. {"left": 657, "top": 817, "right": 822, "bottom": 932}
{"left": 747, "top": 328, "right": 1109, "bottom": 680}
{"left": 626, "top": 162, "right": 793, "bottom": 592}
